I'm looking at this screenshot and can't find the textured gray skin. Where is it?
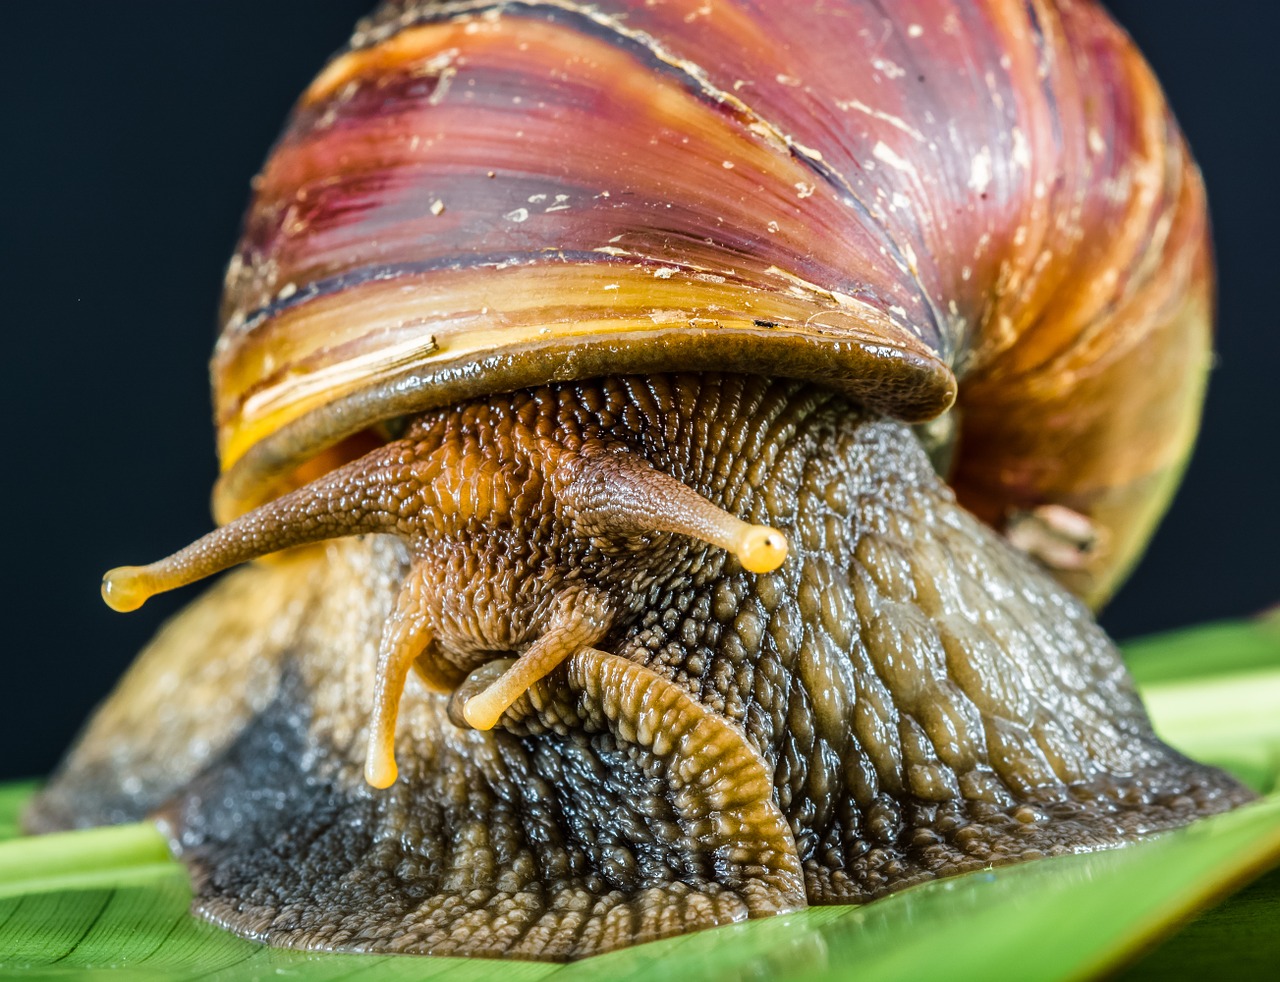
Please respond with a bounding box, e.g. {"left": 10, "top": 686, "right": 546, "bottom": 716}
{"left": 28, "top": 376, "right": 1252, "bottom": 960}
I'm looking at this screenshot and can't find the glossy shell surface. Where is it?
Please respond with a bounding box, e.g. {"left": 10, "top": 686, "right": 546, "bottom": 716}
{"left": 213, "top": 0, "right": 1212, "bottom": 603}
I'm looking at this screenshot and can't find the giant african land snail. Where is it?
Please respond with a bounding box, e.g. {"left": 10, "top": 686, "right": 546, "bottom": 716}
{"left": 28, "top": 0, "right": 1253, "bottom": 961}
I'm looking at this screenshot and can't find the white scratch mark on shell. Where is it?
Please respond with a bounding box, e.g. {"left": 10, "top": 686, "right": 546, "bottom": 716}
{"left": 1011, "top": 127, "right": 1032, "bottom": 170}
{"left": 873, "top": 141, "right": 917, "bottom": 177}
{"left": 969, "top": 147, "right": 993, "bottom": 194}
{"left": 426, "top": 64, "right": 457, "bottom": 106}
{"left": 871, "top": 57, "right": 906, "bottom": 79}
{"left": 835, "top": 99, "right": 926, "bottom": 142}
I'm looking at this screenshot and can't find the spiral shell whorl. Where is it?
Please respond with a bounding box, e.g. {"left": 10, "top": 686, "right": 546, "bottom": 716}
{"left": 213, "top": 0, "right": 1211, "bottom": 604}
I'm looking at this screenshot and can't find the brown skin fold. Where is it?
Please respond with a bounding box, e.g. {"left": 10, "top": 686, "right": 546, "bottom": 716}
{"left": 29, "top": 376, "right": 1251, "bottom": 960}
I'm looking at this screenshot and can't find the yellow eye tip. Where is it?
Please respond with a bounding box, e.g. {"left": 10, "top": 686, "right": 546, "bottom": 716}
{"left": 101, "top": 567, "right": 152, "bottom": 613}
{"left": 364, "top": 753, "right": 399, "bottom": 790}
{"left": 462, "top": 693, "right": 502, "bottom": 731}
{"left": 736, "top": 525, "right": 788, "bottom": 573}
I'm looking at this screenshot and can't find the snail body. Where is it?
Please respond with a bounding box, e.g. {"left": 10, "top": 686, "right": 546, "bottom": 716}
{"left": 29, "top": 0, "right": 1250, "bottom": 962}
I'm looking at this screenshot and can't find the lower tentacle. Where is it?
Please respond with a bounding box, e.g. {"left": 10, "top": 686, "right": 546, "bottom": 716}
{"left": 364, "top": 562, "right": 439, "bottom": 789}
{"left": 460, "top": 588, "right": 614, "bottom": 731}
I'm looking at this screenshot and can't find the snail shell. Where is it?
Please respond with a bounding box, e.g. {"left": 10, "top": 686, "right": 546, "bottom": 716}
{"left": 28, "top": 0, "right": 1247, "bottom": 963}
{"left": 213, "top": 0, "right": 1212, "bottom": 607}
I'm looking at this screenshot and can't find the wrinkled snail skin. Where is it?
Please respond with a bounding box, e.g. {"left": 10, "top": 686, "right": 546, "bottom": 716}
{"left": 25, "top": 0, "right": 1249, "bottom": 964}
{"left": 29, "top": 376, "right": 1250, "bottom": 958}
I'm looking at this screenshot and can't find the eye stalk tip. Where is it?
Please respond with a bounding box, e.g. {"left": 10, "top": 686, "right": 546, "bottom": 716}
{"left": 462, "top": 693, "right": 502, "bottom": 732}
{"left": 101, "top": 567, "right": 152, "bottom": 613}
{"left": 364, "top": 753, "right": 399, "bottom": 790}
{"left": 736, "top": 524, "right": 788, "bottom": 573}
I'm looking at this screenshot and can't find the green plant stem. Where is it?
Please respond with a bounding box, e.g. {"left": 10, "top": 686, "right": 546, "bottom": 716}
{"left": 0, "top": 822, "right": 172, "bottom": 900}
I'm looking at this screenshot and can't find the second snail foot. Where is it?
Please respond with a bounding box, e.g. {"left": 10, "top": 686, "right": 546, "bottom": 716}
{"left": 157, "top": 592, "right": 805, "bottom": 959}
{"left": 160, "top": 667, "right": 803, "bottom": 959}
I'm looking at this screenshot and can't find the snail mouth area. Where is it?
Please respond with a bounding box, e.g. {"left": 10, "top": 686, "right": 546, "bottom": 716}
{"left": 36, "top": 374, "right": 1252, "bottom": 960}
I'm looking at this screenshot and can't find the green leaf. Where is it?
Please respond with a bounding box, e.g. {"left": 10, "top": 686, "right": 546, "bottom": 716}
{"left": 0, "top": 781, "right": 36, "bottom": 843}
{"left": 1121, "top": 865, "right": 1280, "bottom": 980}
{"left": 0, "top": 822, "right": 174, "bottom": 902}
{"left": 1129, "top": 610, "right": 1280, "bottom": 795}
{"left": 1125, "top": 609, "right": 1280, "bottom": 686}
{"left": 1, "top": 614, "right": 1277, "bottom": 981}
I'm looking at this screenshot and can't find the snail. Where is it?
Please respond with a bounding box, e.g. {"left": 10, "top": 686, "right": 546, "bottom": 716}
{"left": 26, "top": 0, "right": 1255, "bottom": 963}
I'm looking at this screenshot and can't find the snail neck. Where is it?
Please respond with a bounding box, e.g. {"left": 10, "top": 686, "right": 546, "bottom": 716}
{"left": 558, "top": 376, "right": 1243, "bottom": 894}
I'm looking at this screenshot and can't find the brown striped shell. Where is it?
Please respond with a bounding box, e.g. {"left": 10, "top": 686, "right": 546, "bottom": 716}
{"left": 213, "top": 0, "right": 1212, "bottom": 606}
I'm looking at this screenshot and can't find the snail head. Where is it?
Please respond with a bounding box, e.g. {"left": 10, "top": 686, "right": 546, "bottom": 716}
{"left": 101, "top": 390, "right": 787, "bottom": 789}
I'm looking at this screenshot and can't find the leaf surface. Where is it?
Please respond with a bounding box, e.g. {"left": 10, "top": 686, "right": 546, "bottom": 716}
{"left": 1, "top": 614, "right": 1276, "bottom": 980}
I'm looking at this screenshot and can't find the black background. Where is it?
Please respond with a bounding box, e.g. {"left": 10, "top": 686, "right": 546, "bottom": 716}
{"left": 2, "top": 2, "right": 1276, "bottom": 781}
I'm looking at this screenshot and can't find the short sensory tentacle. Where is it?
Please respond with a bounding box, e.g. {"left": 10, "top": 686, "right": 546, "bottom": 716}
{"left": 560, "top": 448, "right": 788, "bottom": 573}
{"left": 461, "top": 588, "right": 615, "bottom": 731}
{"left": 364, "top": 561, "right": 440, "bottom": 789}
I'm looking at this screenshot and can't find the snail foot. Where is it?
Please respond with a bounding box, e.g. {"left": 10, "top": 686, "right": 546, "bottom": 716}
{"left": 67, "top": 549, "right": 809, "bottom": 960}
